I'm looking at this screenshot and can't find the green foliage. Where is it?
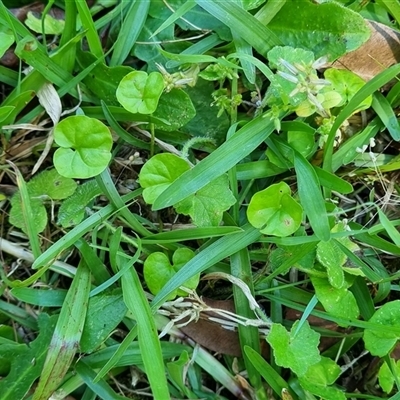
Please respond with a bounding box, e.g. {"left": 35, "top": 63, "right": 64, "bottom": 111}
{"left": 0, "top": 314, "right": 57, "bottom": 400}
{"left": 267, "top": 0, "right": 370, "bottom": 59}
{"left": 10, "top": 169, "right": 77, "bottom": 235}
{"left": 144, "top": 248, "right": 199, "bottom": 299}
{"left": 324, "top": 68, "right": 372, "bottom": 110}
{"left": 298, "top": 357, "right": 346, "bottom": 400}
{"left": 2, "top": 0, "right": 400, "bottom": 398}
{"left": 379, "top": 359, "right": 400, "bottom": 394}
{"left": 139, "top": 153, "right": 191, "bottom": 204}
{"left": 80, "top": 291, "right": 127, "bottom": 353}
{"left": 140, "top": 153, "right": 235, "bottom": 226}
{"left": 25, "top": 12, "right": 65, "bottom": 35}
{"left": 174, "top": 174, "right": 236, "bottom": 226}
{"left": 310, "top": 276, "right": 359, "bottom": 321}
{"left": 53, "top": 116, "right": 113, "bottom": 178}
{"left": 267, "top": 321, "right": 320, "bottom": 377}
{"left": 0, "top": 31, "right": 14, "bottom": 58}
{"left": 247, "top": 182, "right": 303, "bottom": 237}
{"left": 316, "top": 222, "right": 361, "bottom": 288}
{"left": 363, "top": 300, "right": 400, "bottom": 357}
{"left": 116, "top": 70, "right": 164, "bottom": 114}
{"left": 57, "top": 180, "right": 102, "bottom": 228}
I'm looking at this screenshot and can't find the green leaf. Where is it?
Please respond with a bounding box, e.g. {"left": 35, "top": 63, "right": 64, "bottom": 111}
{"left": 152, "top": 114, "right": 276, "bottom": 210}
{"left": 316, "top": 222, "right": 360, "bottom": 288}
{"left": 310, "top": 276, "right": 359, "bottom": 321}
{"left": 324, "top": 68, "right": 372, "bottom": 110}
{"left": 25, "top": 11, "right": 65, "bottom": 35}
{"left": 0, "top": 31, "right": 14, "bottom": 58}
{"left": 379, "top": 359, "right": 400, "bottom": 394}
{"left": 53, "top": 116, "right": 113, "bottom": 179}
{"left": 175, "top": 174, "right": 236, "bottom": 226}
{"left": 268, "top": 0, "right": 370, "bottom": 60}
{"left": 266, "top": 320, "right": 320, "bottom": 377}
{"left": 152, "top": 89, "right": 196, "bottom": 131}
{"left": 28, "top": 169, "right": 77, "bottom": 199}
{"left": 139, "top": 153, "right": 191, "bottom": 204}
{"left": 0, "top": 314, "right": 57, "bottom": 400}
{"left": 116, "top": 71, "right": 164, "bottom": 114}
{"left": 144, "top": 248, "right": 199, "bottom": 299}
{"left": 293, "top": 151, "right": 330, "bottom": 241}
{"left": 80, "top": 291, "right": 127, "bottom": 354}
{"left": 364, "top": 300, "right": 400, "bottom": 357}
{"left": 247, "top": 182, "right": 303, "bottom": 237}
{"left": 9, "top": 169, "right": 77, "bottom": 235}
{"left": 78, "top": 50, "right": 134, "bottom": 106}
{"left": 298, "top": 356, "right": 346, "bottom": 400}
{"left": 58, "top": 180, "right": 103, "bottom": 228}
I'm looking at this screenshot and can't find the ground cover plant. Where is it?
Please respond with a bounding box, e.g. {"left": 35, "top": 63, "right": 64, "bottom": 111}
{"left": 1, "top": 0, "right": 400, "bottom": 399}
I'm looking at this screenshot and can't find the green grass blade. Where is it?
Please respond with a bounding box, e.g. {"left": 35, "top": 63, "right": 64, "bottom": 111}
{"left": 58, "top": 0, "right": 77, "bottom": 72}
{"left": 96, "top": 169, "right": 150, "bottom": 237}
{"left": 76, "top": 0, "right": 103, "bottom": 58}
{"left": 32, "top": 260, "right": 91, "bottom": 400}
{"left": 9, "top": 163, "right": 41, "bottom": 258}
{"left": 151, "top": 0, "right": 196, "bottom": 38}
{"left": 32, "top": 190, "right": 141, "bottom": 269}
{"left": 119, "top": 258, "right": 170, "bottom": 399}
{"left": 110, "top": 0, "right": 150, "bottom": 66}
{"left": 244, "top": 346, "right": 295, "bottom": 399}
{"left": 372, "top": 92, "right": 400, "bottom": 140}
{"left": 293, "top": 151, "right": 331, "bottom": 241}
{"left": 324, "top": 63, "right": 400, "bottom": 173}
{"left": 195, "top": 0, "right": 282, "bottom": 57}
{"left": 231, "top": 249, "right": 266, "bottom": 399}
{"left": 153, "top": 113, "right": 276, "bottom": 210}
{"left": 377, "top": 208, "right": 400, "bottom": 246}
{"left": 152, "top": 224, "right": 261, "bottom": 309}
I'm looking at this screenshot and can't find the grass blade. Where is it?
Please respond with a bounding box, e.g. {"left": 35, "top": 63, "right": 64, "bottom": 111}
{"left": 118, "top": 254, "right": 170, "bottom": 399}
{"left": 372, "top": 91, "right": 400, "bottom": 141}
{"left": 195, "top": 0, "right": 282, "bottom": 57}
{"left": 110, "top": 0, "right": 150, "bottom": 66}
{"left": 293, "top": 151, "right": 331, "bottom": 241}
{"left": 32, "top": 260, "right": 91, "bottom": 400}
{"left": 153, "top": 113, "right": 276, "bottom": 210}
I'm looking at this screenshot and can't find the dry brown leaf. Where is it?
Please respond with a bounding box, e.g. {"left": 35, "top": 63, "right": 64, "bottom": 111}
{"left": 330, "top": 20, "right": 400, "bottom": 81}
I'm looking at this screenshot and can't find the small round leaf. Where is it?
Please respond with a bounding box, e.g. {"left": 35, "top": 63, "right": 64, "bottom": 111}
{"left": 144, "top": 248, "right": 198, "bottom": 300}
{"left": 116, "top": 71, "right": 164, "bottom": 114}
{"left": 53, "top": 116, "right": 112, "bottom": 179}
{"left": 139, "top": 153, "right": 190, "bottom": 204}
{"left": 247, "top": 182, "right": 303, "bottom": 237}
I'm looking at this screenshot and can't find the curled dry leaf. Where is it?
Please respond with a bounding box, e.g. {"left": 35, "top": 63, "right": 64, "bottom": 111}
{"left": 330, "top": 20, "right": 400, "bottom": 81}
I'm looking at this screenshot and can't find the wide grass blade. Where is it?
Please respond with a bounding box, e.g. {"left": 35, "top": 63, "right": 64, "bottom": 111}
{"left": 372, "top": 91, "right": 400, "bottom": 141}
{"left": 118, "top": 250, "right": 170, "bottom": 399}
{"left": 153, "top": 114, "right": 276, "bottom": 210}
{"left": 324, "top": 63, "right": 400, "bottom": 173}
{"left": 195, "top": 0, "right": 282, "bottom": 57}
{"left": 152, "top": 223, "right": 261, "bottom": 309}
{"left": 110, "top": 0, "right": 150, "bottom": 66}
{"left": 32, "top": 260, "right": 91, "bottom": 400}
{"left": 293, "top": 151, "right": 331, "bottom": 241}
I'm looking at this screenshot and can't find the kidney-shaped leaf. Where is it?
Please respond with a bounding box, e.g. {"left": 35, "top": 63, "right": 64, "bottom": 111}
{"left": 116, "top": 70, "right": 164, "bottom": 114}
{"left": 247, "top": 182, "right": 303, "bottom": 236}
{"left": 53, "top": 116, "right": 112, "bottom": 179}
{"left": 144, "top": 248, "right": 198, "bottom": 300}
{"left": 363, "top": 300, "right": 400, "bottom": 357}
{"left": 139, "top": 153, "right": 191, "bottom": 204}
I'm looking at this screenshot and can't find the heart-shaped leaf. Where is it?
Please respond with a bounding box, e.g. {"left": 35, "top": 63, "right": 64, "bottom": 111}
{"left": 144, "top": 248, "right": 198, "bottom": 299}
{"left": 53, "top": 116, "right": 113, "bottom": 179}
{"left": 116, "top": 70, "right": 164, "bottom": 114}
{"left": 247, "top": 182, "right": 303, "bottom": 236}
{"left": 139, "top": 153, "right": 191, "bottom": 204}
